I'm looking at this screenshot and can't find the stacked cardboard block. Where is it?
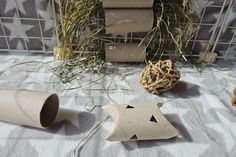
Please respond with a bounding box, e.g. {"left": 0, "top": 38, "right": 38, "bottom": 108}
{"left": 102, "top": 0, "right": 154, "bottom": 62}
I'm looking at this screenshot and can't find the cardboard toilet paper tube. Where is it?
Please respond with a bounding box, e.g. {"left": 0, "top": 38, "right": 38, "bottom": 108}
{"left": 102, "top": 104, "right": 179, "bottom": 141}
{"left": 0, "top": 86, "right": 59, "bottom": 128}
{"left": 103, "top": 0, "right": 154, "bottom": 8}
{"left": 105, "top": 9, "right": 154, "bottom": 34}
{"left": 105, "top": 43, "right": 146, "bottom": 62}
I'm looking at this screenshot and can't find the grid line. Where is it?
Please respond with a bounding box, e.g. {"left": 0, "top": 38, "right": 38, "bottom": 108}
{"left": 0, "top": 0, "right": 235, "bottom": 59}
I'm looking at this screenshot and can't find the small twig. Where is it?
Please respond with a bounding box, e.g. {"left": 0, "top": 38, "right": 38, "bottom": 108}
{"left": 73, "top": 116, "right": 110, "bottom": 155}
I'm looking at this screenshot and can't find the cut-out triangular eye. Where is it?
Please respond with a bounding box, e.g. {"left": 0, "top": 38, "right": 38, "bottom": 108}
{"left": 126, "top": 105, "right": 135, "bottom": 109}
{"left": 150, "top": 115, "right": 158, "bottom": 123}
{"left": 130, "top": 134, "right": 138, "bottom": 140}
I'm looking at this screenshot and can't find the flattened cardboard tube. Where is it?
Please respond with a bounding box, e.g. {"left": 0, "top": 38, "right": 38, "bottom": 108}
{"left": 0, "top": 86, "right": 59, "bottom": 128}
{"left": 105, "top": 43, "right": 146, "bottom": 62}
{"left": 103, "top": 0, "right": 154, "bottom": 8}
{"left": 105, "top": 9, "right": 154, "bottom": 34}
{"left": 102, "top": 104, "right": 179, "bottom": 141}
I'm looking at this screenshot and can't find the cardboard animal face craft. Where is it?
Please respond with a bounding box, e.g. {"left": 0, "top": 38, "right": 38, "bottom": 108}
{"left": 102, "top": 104, "right": 179, "bottom": 141}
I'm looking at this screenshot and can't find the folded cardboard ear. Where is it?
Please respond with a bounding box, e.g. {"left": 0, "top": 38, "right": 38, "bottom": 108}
{"left": 102, "top": 104, "right": 179, "bottom": 141}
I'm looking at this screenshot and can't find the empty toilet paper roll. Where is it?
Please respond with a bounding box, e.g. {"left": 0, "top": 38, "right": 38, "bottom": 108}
{"left": 105, "top": 43, "right": 146, "bottom": 62}
{"left": 105, "top": 9, "right": 154, "bottom": 34}
{"left": 103, "top": 0, "right": 154, "bottom": 8}
{"left": 102, "top": 104, "right": 179, "bottom": 141}
{"left": 0, "top": 86, "right": 59, "bottom": 128}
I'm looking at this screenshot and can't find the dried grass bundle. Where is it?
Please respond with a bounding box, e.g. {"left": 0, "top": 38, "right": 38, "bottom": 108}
{"left": 55, "top": 0, "right": 104, "bottom": 60}
{"left": 142, "top": 0, "right": 198, "bottom": 61}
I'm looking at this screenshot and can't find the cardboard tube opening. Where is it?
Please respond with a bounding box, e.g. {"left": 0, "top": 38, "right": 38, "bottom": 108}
{"left": 40, "top": 94, "right": 59, "bottom": 127}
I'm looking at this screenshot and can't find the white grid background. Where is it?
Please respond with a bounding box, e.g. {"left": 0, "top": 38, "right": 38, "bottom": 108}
{"left": 0, "top": 0, "right": 59, "bottom": 53}
{"left": 0, "top": 0, "right": 235, "bottom": 59}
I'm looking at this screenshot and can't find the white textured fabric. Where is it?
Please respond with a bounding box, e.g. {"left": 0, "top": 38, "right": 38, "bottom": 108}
{"left": 0, "top": 55, "right": 236, "bottom": 157}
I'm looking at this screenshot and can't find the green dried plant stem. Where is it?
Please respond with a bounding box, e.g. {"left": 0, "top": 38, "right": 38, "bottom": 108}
{"left": 56, "top": 0, "right": 103, "bottom": 60}
{"left": 53, "top": 0, "right": 105, "bottom": 84}
{"left": 144, "top": 0, "right": 196, "bottom": 62}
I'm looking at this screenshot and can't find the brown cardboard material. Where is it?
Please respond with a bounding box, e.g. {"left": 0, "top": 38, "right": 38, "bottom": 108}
{"left": 102, "top": 0, "right": 154, "bottom": 8}
{"left": 105, "top": 9, "right": 154, "bottom": 34}
{"left": 0, "top": 86, "right": 59, "bottom": 128}
{"left": 102, "top": 104, "right": 179, "bottom": 141}
{"left": 105, "top": 43, "right": 146, "bottom": 62}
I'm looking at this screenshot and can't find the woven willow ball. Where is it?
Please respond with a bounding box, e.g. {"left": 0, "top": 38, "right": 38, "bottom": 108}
{"left": 140, "top": 60, "right": 181, "bottom": 95}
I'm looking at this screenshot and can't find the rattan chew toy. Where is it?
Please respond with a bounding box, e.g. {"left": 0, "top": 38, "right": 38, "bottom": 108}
{"left": 140, "top": 60, "right": 181, "bottom": 95}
